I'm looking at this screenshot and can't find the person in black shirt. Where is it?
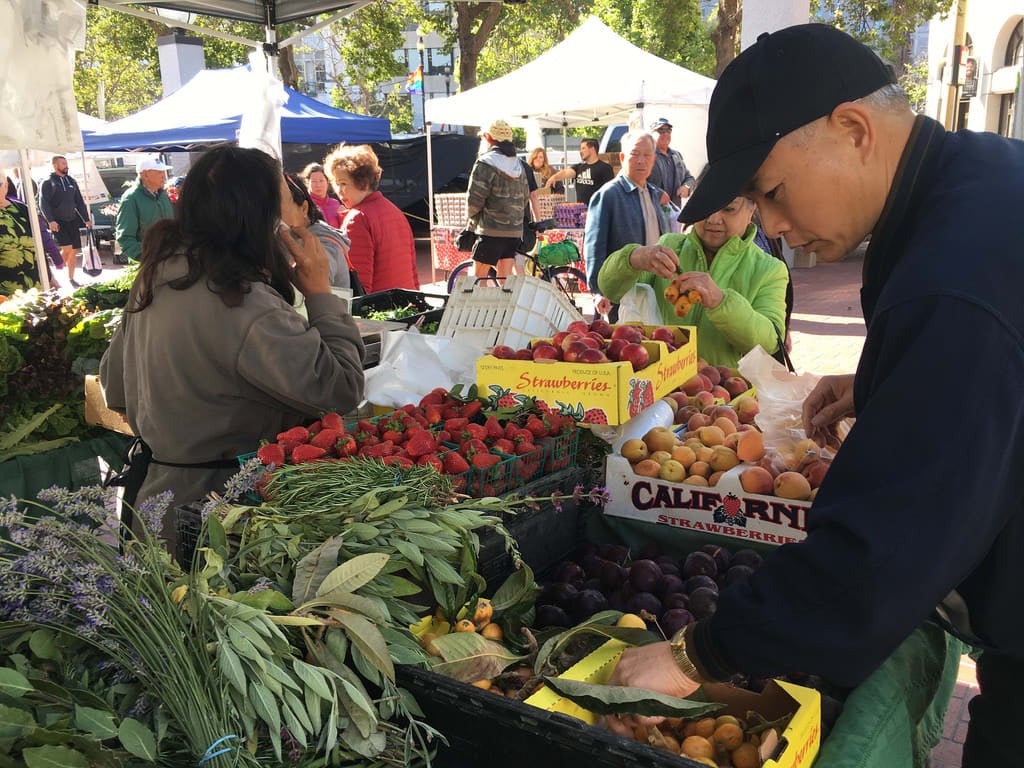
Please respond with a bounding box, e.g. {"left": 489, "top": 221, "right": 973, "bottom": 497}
{"left": 543, "top": 138, "right": 615, "bottom": 206}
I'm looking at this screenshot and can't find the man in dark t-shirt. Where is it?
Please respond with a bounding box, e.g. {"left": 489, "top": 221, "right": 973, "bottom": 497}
{"left": 543, "top": 138, "right": 615, "bottom": 206}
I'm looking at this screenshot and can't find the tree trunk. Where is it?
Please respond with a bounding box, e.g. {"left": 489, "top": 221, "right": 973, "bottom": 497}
{"left": 278, "top": 45, "right": 298, "bottom": 90}
{"left": 711, "top": 0, "right": 742, "bottom": 78}
{"left": 890, "top": 0, "right": 912, "bottom": 74}
{"left": 456, "top": 2, "right": 503, "bottom": 93}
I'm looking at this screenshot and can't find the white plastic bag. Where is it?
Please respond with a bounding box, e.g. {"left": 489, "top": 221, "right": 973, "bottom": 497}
{"left": 362, "top": 330, "right": 480, "bottom": 409}
{"left": 736, "top": 345, "right": 824, "bottom": 447}
{"left": 618, "top": 283, "right": 662, "bottom": 325}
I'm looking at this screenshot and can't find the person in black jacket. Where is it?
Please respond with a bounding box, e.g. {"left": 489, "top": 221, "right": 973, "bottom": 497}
{"left": 607, "top": 25, "right": 1024, "bottom": 767}
{"left": 39, "top": 155, "right": 90, "bottom": 286}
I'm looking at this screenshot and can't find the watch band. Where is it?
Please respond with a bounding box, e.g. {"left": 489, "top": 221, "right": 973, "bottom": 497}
{"left": 669, "top": 627, "right": 703, "bottom": 682}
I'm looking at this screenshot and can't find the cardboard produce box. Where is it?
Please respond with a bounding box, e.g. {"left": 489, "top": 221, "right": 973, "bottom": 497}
{"left": 526, "top": 638, "right": 821, "bottom": 768}
{"left": 477, "top": 325, "right": 697, "bottom": 425}
{"left": 603, "top": 454, "right": 810, "bottom": 547}
{"left": 84, "top": 375, "right": 134, "bottom": 436}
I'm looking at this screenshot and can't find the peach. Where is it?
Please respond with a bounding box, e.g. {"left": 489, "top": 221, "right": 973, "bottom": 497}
{"left": 684, "top": 438, "right": 705, "bottom": 454}
{"left": 709, "top": 446, "right": 740, "bottom": 472}
{"left": 739, "top": 465, "right": 774, "bottom": 495}
{"left": 774, "top": 471, "right": 812, "bottom": 500}
{"left": 689, "top": 460, "right": 711, "bottom": 478}
{"left": 696, "top": 425, "right": 726, "bottom": 447}
{"left": 687, "top": 413, "right": 712, "bottom": 432}
{"left": 633, "top": 459, "right": 662, "bottom": 478}
{"left": 715, "top": 365, "right": 734, "bottom": 382}
{"left": 710, "top": 385, "right": 731, "bottom": 403}
{"left": 694, "top": 445, "right": 715, "bottom": 463}
{"left": 620, "top": 438, "right": 649, "bottom": 463}
{"left": 736, "top": 431, "right": 765, "bottom": 463}
{"left": 732, "top": 395, "right": 760, "bottom": 424}
{"left": 802, "top": 459, "right": 831, "bottom": 489}
{"left": 723, "top": 432, "right": 742, "bottom": 451}
{"left": 699, "top": 365, "right": 721, "bottom": 386}
{"left": 643, "top": 426, "right": 676, "bottom": 454}
{"left": 659, "top": 459, "right": 687, "bottom": 482}
{"left": 684, "top": 474, "right": 709, "bottom": 486}
{"left": 671, "top": 444, "right": 697, "bottom": 469}
{"left": 710, "top": 406, "right": 739, "bottom": 426}
{"left": 722, "top": 376, "right": 751, "bottom": 398}
{"left": 707, "top": 470, "right": 724, "bottom": 487}
{"left": 681, "top": 375, "right": 708, "bottom": 396}
{"left": 712, "top": 417, "right": 737, "bottom": 436}
{"left": 691, "top": 391, "right": 716, "bottom": 409}
{"left": 650, "top": 450, "right": 673, "bottom": 465}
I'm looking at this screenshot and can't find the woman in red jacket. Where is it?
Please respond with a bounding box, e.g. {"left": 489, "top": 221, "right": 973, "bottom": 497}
{"left": 324, "top": 145, "right": 418, "bottom": 294}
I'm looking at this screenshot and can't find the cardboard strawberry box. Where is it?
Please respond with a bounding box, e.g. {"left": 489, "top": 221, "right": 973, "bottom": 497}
{"left": 603, "top": 454, "right": 810, "bottom": 547}
{"left": 476, "top": 325, "right": 697, "bottom": 426}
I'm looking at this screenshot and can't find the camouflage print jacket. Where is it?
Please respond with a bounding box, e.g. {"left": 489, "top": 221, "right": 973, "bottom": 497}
{"left": 465, "top": 150, "right": 529, "bottom": 239}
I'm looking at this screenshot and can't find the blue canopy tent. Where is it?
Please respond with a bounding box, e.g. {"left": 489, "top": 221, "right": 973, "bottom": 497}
{"left": 84, "top": 67, "right": 390, "bottom": 152}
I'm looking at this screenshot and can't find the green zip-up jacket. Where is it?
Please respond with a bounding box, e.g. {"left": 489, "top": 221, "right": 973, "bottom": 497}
{"left": 115, "top": 181, "right": 174, "bottom": 261}
{"left": 597, "top": 224, "right": 788, "bottom": 367}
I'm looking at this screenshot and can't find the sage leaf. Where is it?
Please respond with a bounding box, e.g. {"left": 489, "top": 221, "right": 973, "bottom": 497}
{"left": 0, "top": 668, "right": 32, "bottom": 697}
{"left": 338, "top": 678, "right": 377, "bottom": 738}
{"left": 424, "top": 554, "right": 462, "bottom": 585}
{"left": 283, "top": 688, "right": 314, "bottom": 733}
{"left": 0, "top": 703, "right": 34, "bottom": 739}
{"left": 73, "top": 704, "right": 118, "bottom": 740}
{"left": 28, "top": 629, "right": 59, "bottom": 660}
{"left": 430, "top": 633, "right": 526, "bottom": 682}
{"left": 346, "top": 522, "right": 381, "bottom": 541}
{"left": 249, "top": 681, "right": 282, "bottom": 735}
{"left": 316, "top": 552, "right": 389, "bottom": 597}
{"left": 23, "top": 746, "right": 91, "bottom": 768}
{"left": 207, "top": 513, "right": 228, "bottom": 554}
{"left": 217, "top": 643, "right": 247, "bottom": 697}
{"left": 334, "top": 613, "right": 395, "bottom": 681}
{"left": 118, "top": 717, "right": 158, "bottom": 761}
{"left": 391, "top": 538, "right": 424, "bottom": 567}
{"left": 490, "top": 563, "right": 539, "bottom": 612}
{"left": 292, "top": 537, "right": 343, "bottom": 604}
{"left": 293, "top": 659, "right": 334, "bottom": 700}
{"left": 316, "top": 591, "right": 389, "bottom": 624}
{"left": 405, "top": 532, "right": 457, "bottom": 554}
{"left": 231, "top": 589, "right": 294, "bottom": 612}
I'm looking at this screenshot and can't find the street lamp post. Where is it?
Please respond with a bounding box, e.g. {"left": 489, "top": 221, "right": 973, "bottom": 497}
{"left": 416, "top": 28, "right": 427, "bottom": 134}
{"left": 443, "top": 65, "right": 451, "bottom": 97}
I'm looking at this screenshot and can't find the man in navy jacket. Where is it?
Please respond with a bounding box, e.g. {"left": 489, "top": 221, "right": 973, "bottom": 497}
{"left": 608, "top": 25, "right": 1024, "bottom": 766}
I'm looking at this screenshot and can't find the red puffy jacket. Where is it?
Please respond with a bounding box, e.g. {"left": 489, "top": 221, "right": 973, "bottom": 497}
{"left": 341, "top": 191, "right": 418, "bottom": 294}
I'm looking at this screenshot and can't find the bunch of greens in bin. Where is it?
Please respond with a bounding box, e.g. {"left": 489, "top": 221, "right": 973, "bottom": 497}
{"left": 72, "top": 264, "right": 138, "bottom": 310}
{"left": 362, "top": 303, "right": 423, "bottom": 322}
{"left": 66, "top": 308, "right": 122, "bottom": 375}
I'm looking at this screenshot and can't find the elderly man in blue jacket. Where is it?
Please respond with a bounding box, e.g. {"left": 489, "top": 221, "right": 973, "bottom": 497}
{"left": 606, "top": 24, "right": 1024, "bottom": 767}
{"left": 583, "top": 130, "right": 668, "bottom": 319}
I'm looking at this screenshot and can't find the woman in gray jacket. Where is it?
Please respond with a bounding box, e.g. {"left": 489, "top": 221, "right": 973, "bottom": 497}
{"left": 100, "top": 146, "right": 365, "bottom": 546}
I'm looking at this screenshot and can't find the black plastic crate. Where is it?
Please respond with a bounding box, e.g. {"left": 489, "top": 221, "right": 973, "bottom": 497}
{"left": 395, "top": 663, "right": 706, "bottom": 768}
{"left": 350, "top": 289, "right": 448, "bottom": 327}
{"left": 174, "top": 502, "right": 244, "bottom": 565}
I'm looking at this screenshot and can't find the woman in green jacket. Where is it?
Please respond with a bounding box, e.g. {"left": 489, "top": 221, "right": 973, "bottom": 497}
{"left": 597, "top": 196, "right": 788, "bottom": 368}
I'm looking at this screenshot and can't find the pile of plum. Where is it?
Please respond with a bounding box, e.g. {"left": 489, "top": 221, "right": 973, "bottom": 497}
{"left": 535, "top": 542, "right": 764, "bottom": 636}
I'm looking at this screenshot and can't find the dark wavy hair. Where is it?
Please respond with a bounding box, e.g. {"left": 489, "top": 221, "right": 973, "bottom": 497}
{"left": 129, "top": 146, "right": 295, "bottom": 311}
{"left": 283, "top": 171, "right": 324, "bottom": 225}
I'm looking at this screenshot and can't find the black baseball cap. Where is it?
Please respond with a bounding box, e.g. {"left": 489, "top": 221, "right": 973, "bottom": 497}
{"left": 680, "top": 24, "right": 895, "bottom": 224}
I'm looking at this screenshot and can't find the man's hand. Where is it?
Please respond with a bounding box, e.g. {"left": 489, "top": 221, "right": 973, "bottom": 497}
{"left": 279, "top": 224, "right": 331, "bottom": 297}
{"left": 628, "top": 244, "right": 679, "bottom": 280}
{"left": 594, "top": 295, "right": 612, "bottom": 316}
{"left": 86, "top": 221, "right": 93, "bottom": 229}
{"left": 48, "top": 221, "right": 59, "bottom": 233}
{"left": 802, "top": 373, "right": 855, "bottom": 450}
{"left": 678, "top": 185, "right": 692, "bottom": 199}
{"left": 602, "top": 642, "right": 700, "bottom": 737}
{"left": 674, "top": 271, "right": 724, "bottom": 309}
{"left": 659, "top": 190, "right": 671, "bottom": 206}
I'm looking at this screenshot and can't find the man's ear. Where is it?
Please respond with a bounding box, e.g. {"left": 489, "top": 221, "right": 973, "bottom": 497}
{"left": 829, "top": 102, "right": 875, "bottom": 163}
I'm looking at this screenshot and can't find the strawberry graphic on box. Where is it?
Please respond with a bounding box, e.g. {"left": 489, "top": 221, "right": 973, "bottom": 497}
{"left": 486, "top": 384, "right": 524, "bottom": 409}
{"left": 713, "top": 493, "right": 746, "bottom": 527}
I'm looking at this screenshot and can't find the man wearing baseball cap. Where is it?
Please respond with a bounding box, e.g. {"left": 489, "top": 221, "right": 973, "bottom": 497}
{"left": 115, "top": 157, "right": 174, "bottom": 262}
{"left": 647, "top": 118, "right": 695, "bottom": 207}
{"left": 609, "top": 24, "right": 1024, "bottom": 764}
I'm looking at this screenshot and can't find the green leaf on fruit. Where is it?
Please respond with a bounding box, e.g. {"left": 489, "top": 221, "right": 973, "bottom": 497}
{"left": 429, "top": 632, "right": 527, "bottom": 682}
{"left": 490, "top": 563, "right": 540, "bottom": 612}
{"left": 534, "top": 613, "right": 658, "bottom": 675}
{"left": 542, "top": 677, "right": 725, "bottom": 718}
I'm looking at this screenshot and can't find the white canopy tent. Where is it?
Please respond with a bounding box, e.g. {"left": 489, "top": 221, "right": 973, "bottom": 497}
{"left": 422, "top": 17, "right": 716, "bottom": 256}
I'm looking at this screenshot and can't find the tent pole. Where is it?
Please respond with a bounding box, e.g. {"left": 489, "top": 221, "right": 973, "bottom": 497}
{"left": 425, "top": 123, "right": 436, "bottom": 287}
{"left": 20, "top": 150, "right": 50, "bottom": 293}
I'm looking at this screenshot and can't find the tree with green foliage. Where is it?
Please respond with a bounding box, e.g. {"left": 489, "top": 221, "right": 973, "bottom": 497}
{"left": 710, "top": 0, "right": 742, "bottom": 77}
{"left": 592, "top": 0, "right": 714, "bottom": 75}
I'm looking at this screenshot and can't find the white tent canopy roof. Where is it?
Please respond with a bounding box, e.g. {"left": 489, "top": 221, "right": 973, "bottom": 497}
{"left": 425, "top": 17, "right": 716, "bottom": 130}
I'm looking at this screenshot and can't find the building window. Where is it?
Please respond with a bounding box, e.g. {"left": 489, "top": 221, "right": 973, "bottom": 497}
{"left": 428, "top": 48, "right": 452, "bottom": 75}
{"left": 999, "top": 20, "right": 1023, "bottom": 137}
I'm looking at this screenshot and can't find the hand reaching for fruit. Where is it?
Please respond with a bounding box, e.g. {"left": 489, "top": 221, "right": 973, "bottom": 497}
{"left": 665, "top": 272, "right": 724, "bottom": 313}
{"left": 665, "top": 283, "right": 703, "bottom": 317}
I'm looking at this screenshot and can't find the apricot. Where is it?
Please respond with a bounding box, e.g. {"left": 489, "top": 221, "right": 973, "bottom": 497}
{"left": 684, "top": 438, "right": 705, "bottom": 454}
{"left": 643, "top": 426, "right": 677, "bottom": 454}
{"left": 671, "top": 444, "right": 697, "bottom": 469}
{"left": 697, "top": 425, "right": 726, "bottom": 447}
{"left": 736, "top": 430, "right": 766, "bottom": 462}
{"left": 710, "top": 405, "right": 739, "bottom": 426}
{"left": 713, "top": 723, "right": 744, "bottom": 751}
{"left": 689, "top": 460, "right": 711, "bottom": 478}
{"left": 707, "top": 470, "right": 723, "bottom": 486}
{"left": 724, "top": 431, "right": 742, "bottom": 451}
{"left": 774, "top": 470, "right": 813, "bottom": 500}
{"left": 659, "top": 459, "right": 687, "bottom": 482}
{"left": 650, "top": 450, "right": 673, "bottom": 465}
{"left": 732, "top": 743, "right": 760, "bottom": 768}
{"left": 633, "top": 459, "right": 662, "bottom": 478}
{"left": 802, "top": 458, "right": 831, "bottom": 488}
{"left": 693, "top": 718, "right": 717, "bottom": 738}
{"left": 621, "top": 438, "right": 649, "bottom": 463}
{"left": 694, "top": 445, "right": 715, "bottom": 463}
{"left": 681, "top": 735, "right": 715, "bottom": 760}
{"left": 712, "top": 416, "right": 737, "bottom": 436}
{"left": 684, "top": 474, "right": 709, "bottom": 486}
{"left": 739, "top": 465, "right": 774, "bottom": 495}
{"left": 709, "top": 446, "right": 740, "bottom": 472}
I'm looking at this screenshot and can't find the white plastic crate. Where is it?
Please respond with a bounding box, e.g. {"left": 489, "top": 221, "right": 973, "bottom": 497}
{"left": 436, "top": 274, "right": 583, "bottom": 351}
{"left": 434, "top": 193, "right": 468, "bottom": 228}
{"left": 534, "top": 193, "right": 565, "bottom": 221}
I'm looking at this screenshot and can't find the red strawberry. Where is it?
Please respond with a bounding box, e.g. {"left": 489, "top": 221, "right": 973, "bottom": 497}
{"left": 437, "top": 430, "right": 452, "bottom": 443}
{"left": 417, "top": 454, "right": 444, "bottom": 472}
{"left": 382, "top": 455, "right": 414, "bottom": 470}
{"left": 359, "top": 440, "right": 396, "bottom": 458}
{"left": 459, "top": 438, "right": 488, "bottom": 459}
{"left": 492, "top": 438, "right": 515, "bottom": 454}
{"left": 291, "top": 444, "right": 327, "bottom": 463}
{"left": 256, "top": 443, "right": 285, "bottom": 467}
{"left": 419, "top": 388, "right": 447, "bottom": 407}
{"left": 546, "top": 412, "right": 565, "bottom": 436}
{"left": 400, "top": 404, "right": 417, "bottom": 416}
{"left": 514, "top": 441, "right": 537, "bottom": 456}
{"left": 321, "top": 412, "right": 345, "bottom": 432}
{"left": 336, "top": 435, "right": 357, "bottom": 457}
{"left": 484, "top": 416, "right": 504, "bottom": 440}
{"left": 465, "top": 423, "right": 487, "bottom": 441}
{"left": 443, "top": 452, "right": 470, "bottom": 475}
{"left": 504, "top": 422, "right": 520, "bottom": 439}
{"left": 424, "top": 405, "right": 443, "bottom": 425}
{"left": 462, "top": 400, "right": 483, "bottom": 419}
{"left": 311, "top": 429, "right": 344, "bottom": 451}
{"left": 525, "top": 417, "right": 548, "bottom": 439}
{"left": 444, "top": 417, "right": 469, "bottom": 434}
{"left": 356, "top": 419, "right": 379, "bottom": 437}
{"left": 472, "top": 453, "right": 501, "bottom": 469}
{"left": 277, "top": 426, "right": 310, "bottom": 443}
{"left": 307, "top": 419, "right": 322, "bottom": 436}
{"left": 278, "top": 439, "right": 301, "bottom": 457}
{"left": 405, "top": 430, "right": 438, "bottom": 459}
{"left": 382, "top": 429, "right": 405, "bottom": 444}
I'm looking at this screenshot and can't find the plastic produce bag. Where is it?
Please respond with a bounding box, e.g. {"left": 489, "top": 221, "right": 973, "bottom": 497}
{"left": 736, "top": 345, "right": 826, "bottom": 447}
{"left": 363, "top": 330, "right": 480, "bottom": 409}
{"left": 618, "top": 283, "right": 662, "bottom": 325}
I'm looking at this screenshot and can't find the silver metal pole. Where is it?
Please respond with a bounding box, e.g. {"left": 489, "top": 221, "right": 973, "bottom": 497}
{"left": 425, "top": 123, "right": 436, "bottom": 286}
{"left": 19, "top": 149, "right": 50, "bottom": 292}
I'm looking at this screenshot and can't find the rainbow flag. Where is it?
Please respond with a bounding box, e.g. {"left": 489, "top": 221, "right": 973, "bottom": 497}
{"left": 405, "top": 65, "right": 423, "bottom": 94}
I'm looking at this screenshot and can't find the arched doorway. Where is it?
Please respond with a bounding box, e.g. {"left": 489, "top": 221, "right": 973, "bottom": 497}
{"left": 998, "top": 20, "right": 1023, "bottom": 137}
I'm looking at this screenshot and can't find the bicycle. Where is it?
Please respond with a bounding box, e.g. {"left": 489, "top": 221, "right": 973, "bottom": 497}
{"left": 445, "top": 219, "right": 589, "bottom": 308}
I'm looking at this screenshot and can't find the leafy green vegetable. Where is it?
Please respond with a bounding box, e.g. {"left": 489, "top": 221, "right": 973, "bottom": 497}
{"left": 542, "top": 677, "right": 726, "bottom": 718}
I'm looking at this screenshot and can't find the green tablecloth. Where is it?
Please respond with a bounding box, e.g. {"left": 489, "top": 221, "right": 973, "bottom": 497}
{"left": 592, "top": 514, "right": 964, "bottom": 768}
{"left": 0, "top": 432, "right": 132, "bottom": 501}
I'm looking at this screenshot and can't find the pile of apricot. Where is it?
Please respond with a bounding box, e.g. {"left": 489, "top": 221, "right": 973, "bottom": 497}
{"left": 633, "top": 714, "right": 767, "bottom": 767}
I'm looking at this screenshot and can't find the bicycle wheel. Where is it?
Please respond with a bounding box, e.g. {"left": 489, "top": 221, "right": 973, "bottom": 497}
{"left": 547, "top": 266, "right": 589, "bottom": 304}
{"left": 446, "top": 260, "right": 476, "bottom": 292}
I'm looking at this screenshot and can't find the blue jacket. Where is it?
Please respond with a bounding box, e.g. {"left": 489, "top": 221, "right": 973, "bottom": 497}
{"left": 583, "top": 174, "right": 668, "bottom": 294}
{"left": 692, "top": 117, "right": 1024, "bottom": 688}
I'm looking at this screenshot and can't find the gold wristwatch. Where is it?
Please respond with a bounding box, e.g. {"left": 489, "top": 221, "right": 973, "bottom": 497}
{"left": 669, "top": 628, "right": 703, "bottom": 682}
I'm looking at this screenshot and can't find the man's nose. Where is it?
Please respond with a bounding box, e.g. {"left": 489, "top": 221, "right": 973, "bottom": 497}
{"left": 758, "top": 206, "right": 788, "bottom": 239}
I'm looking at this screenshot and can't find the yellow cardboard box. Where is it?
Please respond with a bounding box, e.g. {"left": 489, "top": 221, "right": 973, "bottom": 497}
{"left": 526, "top": 639, "right": 820, "bottom": 768}
{"left": 84, "top": 375, "right": 134, "bottom": 436}
{"left": 476, "top": 325, "right": 697, "bottom": 425}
